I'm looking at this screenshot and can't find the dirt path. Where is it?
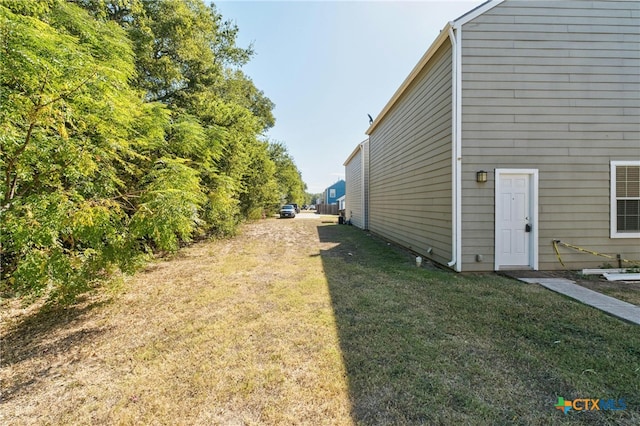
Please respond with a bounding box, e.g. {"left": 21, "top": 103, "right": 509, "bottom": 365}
{"left": 1, "top": 217, "right": 353, "bottom": 425}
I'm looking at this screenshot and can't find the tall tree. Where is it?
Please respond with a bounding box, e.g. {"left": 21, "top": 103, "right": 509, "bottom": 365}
{"left": 1, "top": 0, "right": 304, "bottom": 302}
{"left": 0, "top": 0, "right": 145, "bottom": 297}
{"left": 269, "top": 142, "right": 306, "bottom": 206}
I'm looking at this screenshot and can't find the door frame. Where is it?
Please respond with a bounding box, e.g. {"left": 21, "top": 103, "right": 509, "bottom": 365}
{"left": 494, "top": 169, "right": 539, "bottom": 271}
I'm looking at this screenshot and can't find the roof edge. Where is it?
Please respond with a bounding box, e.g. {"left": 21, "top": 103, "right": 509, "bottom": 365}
{"left": 343, "top": 138, "right": 369, "bottom": 166}
{"left": 366, "top": 23, "right": 452, "bottom": 135}
{"left": 365, "top": 0, "right": 506, "bottom": 136}
{"left": 453, "top": 0, "right": 505, "bottom": 28}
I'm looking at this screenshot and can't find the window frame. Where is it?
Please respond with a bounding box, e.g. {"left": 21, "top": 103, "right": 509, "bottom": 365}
{"left": 610, "top": 160, "right": 640, "bottom": 238}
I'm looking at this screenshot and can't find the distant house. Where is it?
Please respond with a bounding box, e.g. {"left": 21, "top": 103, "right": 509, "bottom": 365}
{"left": 344, "top": 139, "right": 369, "bottom": 229}
{"left": 363, "top": 0, "right": 639, "bottom": 272}
{"left": 323, "top": 179, "right": 346, "bottom": 205}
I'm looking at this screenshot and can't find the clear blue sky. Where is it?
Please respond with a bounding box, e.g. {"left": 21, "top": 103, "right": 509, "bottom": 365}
{"left": 216, "top": 0, "right": 484, "bottom": 194}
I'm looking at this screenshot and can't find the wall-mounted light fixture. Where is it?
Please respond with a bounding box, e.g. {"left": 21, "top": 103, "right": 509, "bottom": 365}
{"left": 476, "top": 170, "right": 488, "bottom": 183}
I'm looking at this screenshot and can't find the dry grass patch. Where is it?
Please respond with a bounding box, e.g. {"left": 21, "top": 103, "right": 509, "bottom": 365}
{"left": 1, "top": 218, "right": 352, "bottom": 425}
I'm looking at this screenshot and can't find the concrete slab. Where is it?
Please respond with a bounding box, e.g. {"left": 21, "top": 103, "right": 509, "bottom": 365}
{"left": 603, "top": 273, "right": 640, "bottom": 282}
{"left": 518, "top": 277, "right": 640, "bottom": 326}
{"left": 519, "top": 278, "right": 575, "bottom": 285}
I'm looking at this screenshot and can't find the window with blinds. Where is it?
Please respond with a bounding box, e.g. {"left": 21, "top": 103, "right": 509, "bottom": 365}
{"left": 611, "top": 161, "right": 640, "bottom": 237}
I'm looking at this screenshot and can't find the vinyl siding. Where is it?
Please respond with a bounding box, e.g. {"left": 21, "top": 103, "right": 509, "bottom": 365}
{"left": 460, "top": 0, "right": 640, "bottom": 271}
{"left": 368, "top": 43, "right": 453, "bottom": 265}
{"left": 362, "top": 140, "right": 369, "bottom": 229}
{"left": 345, "top": 146, "right": 364, "bottom": 229}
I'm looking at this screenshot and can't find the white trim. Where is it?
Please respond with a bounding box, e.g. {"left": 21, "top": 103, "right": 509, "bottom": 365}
{"left": 343, "top": 138, "right": 368, "bottom": 166}
{"left": 447, "top": 27, "right": 457, "bottom": 270}
{"left": 447, "top": 26, "right": 463, "bottom": 272}
{"left": 494, "top": 169, "right": 539, "bottom": 271}
{"left": 366, "top": 25, "right": 452, "bottom": 135}
{"left": 453, "top": 0, "right": 505, "bottom": 27}
{"left": 363, "top": 139, "right": 369, "bottom": 230}
{"left": 366, "top": 1, "right": 506, "bottom": 136}
{"left": 610, "top": 160, "right": 640, "bottom": 239}
{"left": 361, "top": 141, "right": 365, "bottom": 229}
{"left": 456, "top": 42, "right": 463, "bottom": 271}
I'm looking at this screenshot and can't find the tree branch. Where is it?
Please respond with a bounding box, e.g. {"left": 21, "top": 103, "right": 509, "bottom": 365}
{"left": 3, "top": 72, "right": 97, "bottom": 207}
{"left": 38, "top": 72, "right": 97, "bottom": 110}
{"left": 3, "top": 121, "right": 35, "bottom": 206}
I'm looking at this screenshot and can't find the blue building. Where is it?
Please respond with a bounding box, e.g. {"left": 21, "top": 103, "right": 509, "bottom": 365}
{"left": 323, "top": 179, "right": 345, "bottom": 205}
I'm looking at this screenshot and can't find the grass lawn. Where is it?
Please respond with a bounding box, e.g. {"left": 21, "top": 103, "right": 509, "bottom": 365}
{"left": 1, "top": 218, "right": 638, "bottom": 425}
{"left": 319, "top": 224, "right": 639, "bottom": 425}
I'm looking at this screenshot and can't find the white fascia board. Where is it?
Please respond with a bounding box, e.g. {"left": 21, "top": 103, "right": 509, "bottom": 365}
{"left": 343, "top": 138, "right": 369, "bottom": 166}
{"left": 452, "top": 0, "right": 506, "bottom": 29}
{"left": 366, "top": 24, "right": 452, "bottom": 135}
{"left": 366, "top": 0, "right": 505, "bottom": 136}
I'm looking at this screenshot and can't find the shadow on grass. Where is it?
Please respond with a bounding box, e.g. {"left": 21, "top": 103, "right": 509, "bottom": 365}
{"left": 0, "top": 295, "right": 111, "bottom": 401}
{"left": 316, "top": 223, "right": 454, "bottom": 424}
{"left": 317, "top": 223, "right": 640, "bottom": 425}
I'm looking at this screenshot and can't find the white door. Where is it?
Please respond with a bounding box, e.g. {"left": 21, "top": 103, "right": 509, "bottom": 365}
{"left": 495, "top": 172, "right": 536, "bottom": 269}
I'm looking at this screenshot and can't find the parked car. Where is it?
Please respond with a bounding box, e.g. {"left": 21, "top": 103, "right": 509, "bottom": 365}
{"left": 290, "top": 203, "right": 300, "bottom": 213}
{"left": 279, "top": 204, "right": 296, "bottom": 218}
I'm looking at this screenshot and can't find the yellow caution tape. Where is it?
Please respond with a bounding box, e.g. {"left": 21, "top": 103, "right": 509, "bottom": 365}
{"left": 552, "top": 240, "right": 566, "bottom": 268}
{"left": 552, "top": 240, "right": 639, "bottom": 267}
